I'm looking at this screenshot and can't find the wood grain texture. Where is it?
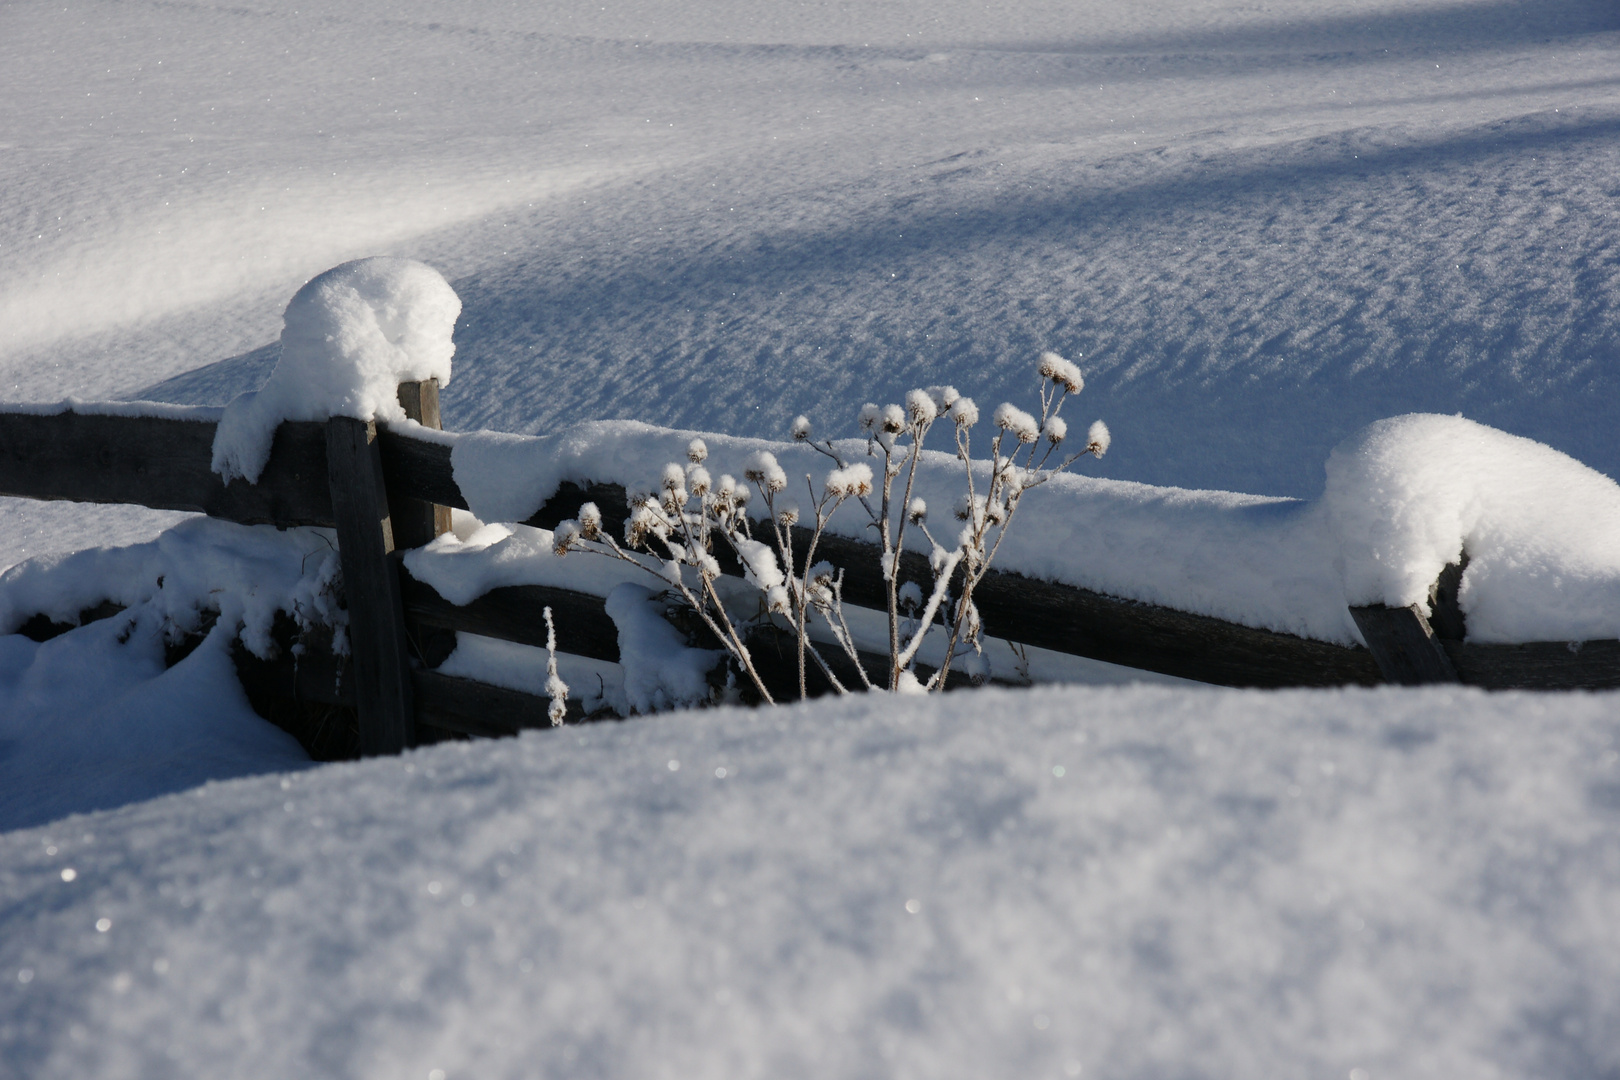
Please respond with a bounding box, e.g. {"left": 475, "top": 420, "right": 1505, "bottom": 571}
{"left": 0, "top": 409, "right": 333, "bottom": 526}
{"left": 1445, "top": 639, "right": 1620, "bottom": 690}
{"left": 326, "top": 416, "right": 416, "bottom": 754}
{"left": 397, "top": 566, "right": 622, "bottom": 663}
{"left": 1349, "top": 603, "right": 1461, "bottom": 685}
{"left": 390, "top": 380, "right": 453, "bottom": 549}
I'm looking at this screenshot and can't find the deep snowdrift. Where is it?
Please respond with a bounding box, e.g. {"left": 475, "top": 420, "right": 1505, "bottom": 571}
{"left": 1, "top": 684, "right": 1616, "bottom": 1079}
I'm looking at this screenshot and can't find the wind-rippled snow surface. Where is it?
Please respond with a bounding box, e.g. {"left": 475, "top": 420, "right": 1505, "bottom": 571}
{"left": 5, "top": 2, "right": 1620, "bottom": 534}
{"left": 1, "top": 686, "right": 1618, "bottom": 1079}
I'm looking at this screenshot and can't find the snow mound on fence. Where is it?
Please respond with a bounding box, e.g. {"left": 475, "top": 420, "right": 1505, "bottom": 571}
{"left": 2, "top": 684, "right": 1618, "bottom": 1079}
{"left": 212, "top": 257, "right": 460, "bottom": 483}
{"left": 446, "top": 413, "right": 1620, "bottom": 645}
{"left": 1325, "top": 415, "right": 1620, "bottom": 643}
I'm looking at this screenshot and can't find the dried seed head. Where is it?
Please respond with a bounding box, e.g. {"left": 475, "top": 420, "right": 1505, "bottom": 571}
{"left": 744, "top": 450, "right": 787, "bottom": 493}
{"left": 993, "top": 403, "right": 1040, "bottom": 443}
{"left": 1043, "top": 416, "right": 1067, "bottom": 444}
{"left": 880, "top": 403, "right": 906, "bottom": 434}
{"left": 1037, "top": 351, "right": 1084, "bottom": 393}
{"left": 948, "top": 397, "right": 979, "bottom": 427}
{"left": 906, "top": 497, "right": 927, "bottom": 524}
{"left": 1087, "top": 419, "right": 1111, "bottom": 457}
{"left": 824, "top": 462, "right": 874, "bottom": 498}
{"left": 776, "top": 501, "right": 801, "bottom": 527}
{"left": 687, "top": 438, "right": 708, "bottom": 464}
{"left": 858, "top": 402, "right": 882, "bottom": 432}
{"left": 661, "top": 462, "right": 687, "bottom": 494}
{"left": 790, "top": 415, "right": 813, "bottom": 441}
{"left": 552, "top": 520, "right": 581, "bottom": 556}
{"left": 905, "top": 388, "right": 938, "bottom": 425}
{"left": 687, "top": 466, "right": 712, "bottom": 497}
{"left": 578, "top": 501, "right": 602, "bottom": 540}
{"left": 926, "top": 385, "right": 960, "bottom": 410}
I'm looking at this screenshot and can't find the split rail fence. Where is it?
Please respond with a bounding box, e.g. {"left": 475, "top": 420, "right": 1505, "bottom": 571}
{"left": 1, "top": 383, "right": 1616, "bottom": 759}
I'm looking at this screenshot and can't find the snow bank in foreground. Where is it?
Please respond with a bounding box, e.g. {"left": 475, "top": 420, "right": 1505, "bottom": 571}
{"left": 1, "top": 684, "right": 1616, "bottom": 1079}
{"left": 445, "top": 413, "right": 1620, "bottom": 645}
{"left": 212, "top": 257, "right": 460, "bottom": 483}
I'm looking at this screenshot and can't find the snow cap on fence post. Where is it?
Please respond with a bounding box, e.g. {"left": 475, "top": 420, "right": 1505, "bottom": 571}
{"left": 211, "top": 257, "right": 461, "bottom": 483}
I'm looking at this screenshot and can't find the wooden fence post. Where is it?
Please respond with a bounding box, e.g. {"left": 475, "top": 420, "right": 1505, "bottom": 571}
{"left": 1349, "top": 602, "right": 1461, "bottom": 685}
{"left": 327, "top": 416, "right": 416, "bottom": 753}
{"left": 392, "top": 379, "right": 453, "bottom": 549}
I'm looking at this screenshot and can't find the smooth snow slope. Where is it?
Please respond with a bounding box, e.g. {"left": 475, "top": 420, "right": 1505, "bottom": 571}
{"left": 1, "top": 684, "right": 1617, "bottom": 1079}
{"left": 3, "top": 1, "right": 1619, "bottom": 570}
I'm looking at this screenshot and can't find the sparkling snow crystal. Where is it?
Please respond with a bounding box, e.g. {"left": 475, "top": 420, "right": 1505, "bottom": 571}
{"left": 211, "top": 257, "right": 461, "bottom": 483}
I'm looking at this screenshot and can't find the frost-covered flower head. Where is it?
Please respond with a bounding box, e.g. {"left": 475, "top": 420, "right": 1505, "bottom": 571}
{"left": 1087, "top": 419, "right": 1111, "bottom": 457}
{"left": 897, "top": 580, "right": 923, "bottom": 614}
{"left": 687, "top": 438, "right": 708, "bottom": 464}
{"left": 948, "top": 397, "right": 979, "bottom": 427}
{"left": 660, "top": 462, "right": 687, "bottom": 502}
{"left": 687, "top": 466, "right": 712, "bottom": 497}
{"left": 956, "top": 494, "right": 1005, "bottom": 526}
{"left": 744, "top": 450, "right": 788, "bottom": 493}
{"left": 1037, "top": 351, "right": 1084, "bottom": 394}
{"left": 858, "top": 402, "right": 882, "bottom": 432}
{"left": 993, "top": 403, "right": 1040, "bottom": 443}
{"left": 790, "top": 415, "right": 813, "bottom": 441}
{"left": 578, "top": 501, "right": 602, "bottom": 541}
{"left": 906, "top": 497, "right": 927, "bottom": 524}
{"left": 926, "top": 385, "right": 960, "bottom": 411}
{"left": 905, "top": 389, "right": 937, "bottom": 426}
{"left": 552, "top": 520, "right": 581, "bottom": 556}
{"left": 824, "top": 463, "right": 874, "bottom": 498}
{"left": 1043, "top": 416, "right": 1068, "bottom": 444}
{"left": 880, "top": 403, "right": 906, "bottom": 435}
{"left": 625, "top": 503, "right": 664, "bottom": 547}
{"left": 776, "top": 501, "right": 801, "bottom": 527}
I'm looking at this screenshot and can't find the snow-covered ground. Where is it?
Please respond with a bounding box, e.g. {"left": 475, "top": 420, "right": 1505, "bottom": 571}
{"left": 4, "top": 0, "right": 1620, "bottom": 1074}
{"left": 4, "top": 686, "right": 1619, "bottom": 1079}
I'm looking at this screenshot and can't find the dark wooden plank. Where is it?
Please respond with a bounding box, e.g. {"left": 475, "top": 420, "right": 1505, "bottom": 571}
{"left": 1446, "top": 639, "right": 1620, "bottom": 690}
{"left": 326, "top": 416, "right": 416, "bottom": 754}
{"left": 396, "top": 566, "right": 622, "bottom": 663}
{"left": 806, "top": 530, "right": 1383, "bottom": 689}
{"left": 375, "top": 424, "right": 466, "bottom": 511}
{"left": 388, "top": 380, "right": 454, "bottom": 549}
{"left": 1349, "top": 603, "right": 1461, "bottom": 685}
{"left": 413, "top": 669, "right": 590, "bottom": 736}
{"left": 1427, "top": 557, "right": 1468, "bottom": 641}
{"left": 0, "top": 409, "right": 333, "bottom": 526}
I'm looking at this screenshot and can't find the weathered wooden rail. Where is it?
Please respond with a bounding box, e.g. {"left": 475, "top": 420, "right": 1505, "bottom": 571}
{"left": 1, "top": 391, "right": 1615, "bottom": 759}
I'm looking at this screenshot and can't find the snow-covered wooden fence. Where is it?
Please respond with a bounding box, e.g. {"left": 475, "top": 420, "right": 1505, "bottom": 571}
{"left": 1, "top": 385, "right": 1616, "bottom": 758}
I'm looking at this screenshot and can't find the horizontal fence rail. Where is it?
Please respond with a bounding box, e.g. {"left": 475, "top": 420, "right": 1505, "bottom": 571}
{"left": 3, "top": 397, "right": 1617, "bottom": 758}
